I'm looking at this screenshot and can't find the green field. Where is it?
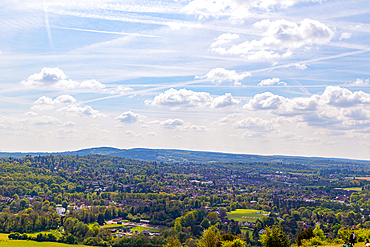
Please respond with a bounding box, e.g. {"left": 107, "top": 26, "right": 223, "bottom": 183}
{"left": 227, "top": 209, "right": 269, "bottom": 222}
{"left": 0, "top": 233, "right": 78, "bottom": 247}
{"left": 130, "top": 226, "right": 159, "bottom": 233}
{"left": 343, "top": 187, "right": 362, "bottom": 191}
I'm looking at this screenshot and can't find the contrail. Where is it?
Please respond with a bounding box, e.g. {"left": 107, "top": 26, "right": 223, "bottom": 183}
{"left": 78, "top": 48, "right": 370, "bottom": 105}
{"left": 43, "top": 0, "right": 54, "bottom": 50}
{"left": 52, "top": 26, "right": 159, "bottom": 38}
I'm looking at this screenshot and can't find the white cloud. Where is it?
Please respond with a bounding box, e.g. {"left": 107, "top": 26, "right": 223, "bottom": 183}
{"left": 147, "top": 132, "right": 157, "bottom": 136}
{"left": 212, "top": 19, "right": 334, "bottom": 61}
{"left": 63, "top": 121, "right": 75, "bottom": 126}
{"left": 110, "top": 85, "right": 134, "bottom": 94}
{"left": 80, "top": 79, "right": 105, "bottom": 89}
{"left": 244, "top": 92, "right": 285, "bottom": 110}
{"left": 212, "top": 93, "right": 240, "bottom": 108}
{"left": 146, "top": 88, "right": 239, "bottom": 109}
{"left": 199, "top": 68, "right": 251, "bottom": 85}
{"left": 21, "top": 67, "right": 105, "bottom": 90}
{"left": 125, "top": 130, "right": 142, "bottom": 137}
{"left": 233, "top": 117, "right": 277, "bottom": 132}
{"left": 214, "top": 113, "right": 241, "bottom": 125}
{"left": 115, "top": 111, "right": 145, "bottom": 123}
{"left": 58, "top": 105, "right": 105, "bottom": 118}
{"left": 348, "top": 78, "right": 369, "bottom": 86}
{"left": 321, "top": 86, "right": 370, "bottom": 107}
{"left": 145, "top": 88, "right": 212, "bottom": 108}
{"left": 340, "top": 32, "right": 352, "bottom": 40}
{"left": 32, "top": 116, "right": 62, "bottom": 125}
{"left": 32, "top": 95, "right": 77, "bottom": 111}
{"left": 182, "top": 0, "right": 319, "bottom": 24}
{"left": 292, "top": 63, "right": 307, "bottom": 70}
{"left": 211, "top": 33, "right": 239, "bottom": 48}
{"left": 258, "top": 78, "right": 287, "bottom": 86}
{"left": 159, "top": 118, "right": 184, "bottom": 128}
{"left": 244, "top": 86, "right": 370, "bottom": 129}
{"left": 183, "top": 124, "right": 208, "bottom": 132}
{"left": 182, "top": 0, "right": 250, "bottom": 23}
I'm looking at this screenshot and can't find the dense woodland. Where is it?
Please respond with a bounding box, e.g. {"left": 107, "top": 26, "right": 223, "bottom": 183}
{"left": 1, "top": 154, "right": 370, "bottom": 246}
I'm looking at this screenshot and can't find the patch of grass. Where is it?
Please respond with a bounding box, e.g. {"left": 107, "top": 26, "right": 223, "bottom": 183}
{"left": 0, "top": 241, "right": 79, "bottom": 247}
{"left": 0, "top": 233, "right": 79, "bottom": 247}
{"left": 342, "top": 187, "right": 362, "bottom": 191}
{"left": 130, "top": 226, "right": 159, "bottom": 232}
{"left": 227, "top": 209, "right": 269, "bottom": 222}
{"left": 27, "top": 230, "right": 62, "bottom": 238}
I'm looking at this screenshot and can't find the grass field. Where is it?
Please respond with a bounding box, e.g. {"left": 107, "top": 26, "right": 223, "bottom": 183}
{"left": 0, "top": 233, "right": 79, "bottom": 247}
{"left": 227, "top": 209, "right": 269, "bottom": 222}
{"left": 342, "top": 187, "right": 362, "bottom": 191}
{"left": 130, "top": 226, "right": 159, "bottom": 232}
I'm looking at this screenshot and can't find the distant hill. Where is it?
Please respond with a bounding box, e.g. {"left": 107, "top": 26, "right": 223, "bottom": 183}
{"left": 0, "top": 147, "right": 369, "bottom": 165}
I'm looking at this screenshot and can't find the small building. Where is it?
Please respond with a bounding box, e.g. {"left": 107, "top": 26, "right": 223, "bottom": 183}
{"left": 56, "top": 207, "right": 66, "bottom": 215}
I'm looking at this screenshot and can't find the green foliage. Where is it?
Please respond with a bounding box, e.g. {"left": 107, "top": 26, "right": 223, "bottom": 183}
{"left": 221, "top": 239, "right": 246, "bottom": 247}
{"left": 165, "top": 236, "right": 182, "bottom": 247}
{"left": 259, "top": 226, "right": 290, "bottom": 247}
{"left": 201, "top": 219, "right": 211, "bottom": 229}
{"left": 296, "top": 228, "right": 314, "bottom": 246}
{"left": 197, "top": 226, "right": 221, "bottom": 247}
{"left": 313, "top": 224, "right": 325, "bottom": 240}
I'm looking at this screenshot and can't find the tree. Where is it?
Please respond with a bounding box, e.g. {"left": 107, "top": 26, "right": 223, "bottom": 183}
{"left": 259, "top": 226, "right": 289, "bottom": 247}
{"left": 221, "top": 239, "right": 246, "bottom": 247}
{"left": 197, "top": 225, "right": 220, "bottom": 247}
{"left": 201, "top": 219, "right": 211, "bottom": 229}
{"left": 296, "top": 228, "right": 314, "bottom": 246}
{"left": 175, "top": 219, "right": 182, "bottom": 232}
{"left": 165, "top": 236, "right": 182, "bottom": 247}
{"left": 62, "top": 200, "right": 68, "bottom": 209}
{"left": 208, "top": 212, "right": 219, "bottom": 225}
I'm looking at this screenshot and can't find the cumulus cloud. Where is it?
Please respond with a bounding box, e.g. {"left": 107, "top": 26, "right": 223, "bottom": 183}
{"left": 183, "top": 124, "right": 208, "bottom": 132}
{"left": 244, "top": 86, "right": 370, "bottom": 129}
{"left": 340, "top": 32, "right": 352, "bottom": 40}
{"left": 258, "top": 78, "right": 287, "bottom": 86}
{"left": 292, "top": 63, "right": 307, "bottom": 70}
{"left": 80, "top": 79, "right": 105, "bottom": 90}
{"left": 146, "top": 88, "right": 212, "bottom": 109}
{"left": 212, "top": 93, "right": 240, "bottom": 108}
{"left": 199, "top": 68, "right": 251, "bottom": 85}
{"left": 115, "top": 111, "right": 145, "bottom": 123}
{"left": 31, "top": 95, "right": 77, "bottom": 111}
{"left": 159, "top": 119, "right": 184, "bottom": 128}
{"left": 146, "top": 88, "right": 239, "bottom": 109}
{"left": 125, "top": 130, "right": 142, "bottom": 137}
{"left": 110, "top": 85, "right": 134, "bottom": 94}
{"left": 233, "top": 117, "right": 277, "bottom": 132}
{"left": 22, "top": 67, "right": 105, "bottom": 90}
{"left": 147, "top": 132, "right": 157, "bottom": 136}
{"left": 211, "top": 33, "right": 239, "bottom": 47}
{"left": 348, "top": 78, "right": 370, "bottom": 86}
{"left": 214, "top": 113, "right": 241, "bottom": 125}
{"left": 211, "top": 19, "right": 334, "bottom": 61}
{"left": 58, "top": 105, "right": 105, "bottom": 118}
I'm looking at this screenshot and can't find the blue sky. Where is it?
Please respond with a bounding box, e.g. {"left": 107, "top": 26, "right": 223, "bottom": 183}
{"left": 1, "top": 0, "right": 370, "bottom": 159}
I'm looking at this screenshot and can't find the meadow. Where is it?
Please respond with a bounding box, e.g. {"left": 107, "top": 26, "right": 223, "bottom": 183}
{"left": 227, "top": 209, "right": 269, "bottom": 222}
{"left": 0, "top": 233, "right": 78, "bottom": 247}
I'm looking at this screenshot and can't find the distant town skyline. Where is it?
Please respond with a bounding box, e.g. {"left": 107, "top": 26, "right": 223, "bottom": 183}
{"left": 1, "top": 0, "right": 370, "bottom": 160}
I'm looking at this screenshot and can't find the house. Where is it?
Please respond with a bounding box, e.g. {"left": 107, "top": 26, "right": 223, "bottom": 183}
{"left": 56, "top": 207, "right": 66, "bottom": 215}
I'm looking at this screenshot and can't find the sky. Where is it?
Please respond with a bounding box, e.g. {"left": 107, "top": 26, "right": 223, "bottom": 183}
{"left": 0, "top": 0, "right": 370, "bottom": 160}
